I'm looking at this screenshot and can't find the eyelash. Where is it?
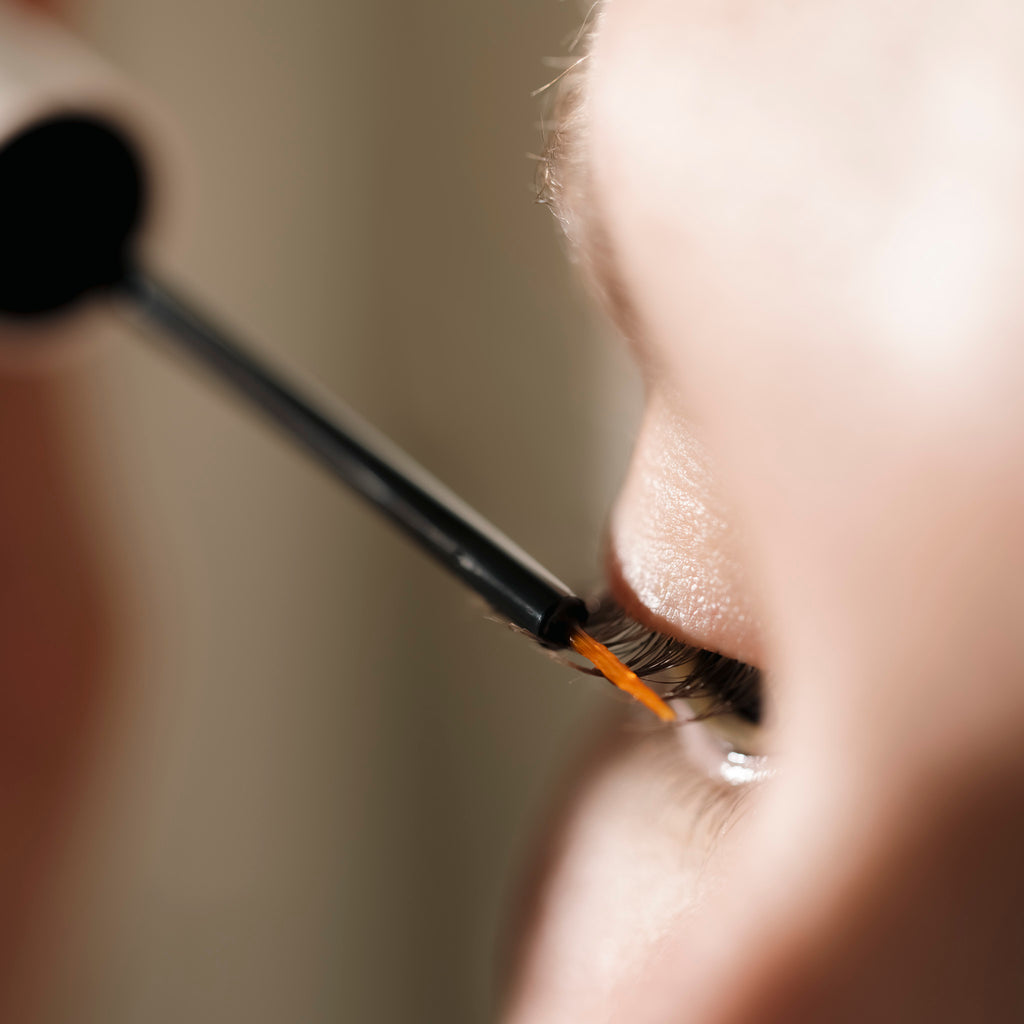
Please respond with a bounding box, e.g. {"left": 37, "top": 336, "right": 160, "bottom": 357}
{"left": 574, "top": 594, "right": 763, "bottom": 725}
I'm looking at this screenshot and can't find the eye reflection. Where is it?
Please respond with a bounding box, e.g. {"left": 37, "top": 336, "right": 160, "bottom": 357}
{"left": 675, "top": 699, "right": 773, "bottom": 785}
{"left": 721, "top": 752, "right": 772, "bottom": 785}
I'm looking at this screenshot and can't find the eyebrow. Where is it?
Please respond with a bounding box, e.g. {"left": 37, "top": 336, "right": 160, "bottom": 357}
{"left": 536, "top": 24, "right": 646, "bottom": 351}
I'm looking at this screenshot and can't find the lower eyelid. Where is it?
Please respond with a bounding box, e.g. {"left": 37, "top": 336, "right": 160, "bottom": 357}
{"left": 611, "top": 722, "right": 754, "bottom": 846}
{"left": 674, "top": 702, "right": 773, "bottom": 787}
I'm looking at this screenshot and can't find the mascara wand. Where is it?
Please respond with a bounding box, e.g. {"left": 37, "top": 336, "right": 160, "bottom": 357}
{"left": 121, "top": 270, "right": 675, "bottom": 723}
{"left": 0, "top": 108, "right": 674, "bottom": 722}
{"left": 124, "top": 269, "right": 586, "bottom": 649}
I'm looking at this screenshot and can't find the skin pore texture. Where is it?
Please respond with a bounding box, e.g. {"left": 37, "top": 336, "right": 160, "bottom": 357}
{"left": 609, "top": 393, "right": 763, "bottom": 666}
{"left": 505, "top": 1, "right": 1024, "bottom": 1021}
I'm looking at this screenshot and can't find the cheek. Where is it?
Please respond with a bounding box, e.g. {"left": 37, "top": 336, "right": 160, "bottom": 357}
{"left": 503, "top": 721, "right": 745, "bottom": 1023}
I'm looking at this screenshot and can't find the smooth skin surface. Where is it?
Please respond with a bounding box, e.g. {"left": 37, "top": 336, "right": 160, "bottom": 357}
{"left": 0, "top": 2, "right": 113, "bottom": 1016}
{"left": 0, "top": 376, "right": 112, "bottom": 1017}
{"left": 506, "top": 2, "right": 1024, "bottom": 1021}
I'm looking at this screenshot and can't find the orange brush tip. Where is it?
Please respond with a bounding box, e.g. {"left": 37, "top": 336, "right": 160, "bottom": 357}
{"left": 570, "top": 629, "right": 676, "bottom": 723}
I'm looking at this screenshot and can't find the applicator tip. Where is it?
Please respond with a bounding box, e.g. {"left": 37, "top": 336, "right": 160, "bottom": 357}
{"left": 569, "top": 629, "right": 676, "bottom": 723}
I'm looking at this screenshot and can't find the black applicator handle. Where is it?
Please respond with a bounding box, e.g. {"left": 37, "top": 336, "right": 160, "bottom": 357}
{"left": 120, "top": 268, "right": 588, "bottom": 648}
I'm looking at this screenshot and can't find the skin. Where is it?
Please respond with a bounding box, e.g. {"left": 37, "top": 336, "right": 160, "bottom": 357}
{"left": 4, "top": 2, "right": 1023, "bottom": 1018}
{"left": 0, "top": 376, "right": 112, "bottom": 1016}
{"left": 0, "top": 3, "right": 113, "bottom": 1016}
{"left": 506, "top": 1, "right": 1024, "bottom": 1021}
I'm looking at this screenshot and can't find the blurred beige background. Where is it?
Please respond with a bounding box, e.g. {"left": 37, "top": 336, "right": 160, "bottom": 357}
{"left": 37, "top": 1, "right": 641, "bottom": 1021}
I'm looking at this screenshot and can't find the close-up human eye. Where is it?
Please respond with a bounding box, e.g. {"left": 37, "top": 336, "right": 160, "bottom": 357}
{"left": 579, "top": 594, "right": 769, "bottom": 772}
{"left": 533, "top": 7, "right": 771, "bottom": 791}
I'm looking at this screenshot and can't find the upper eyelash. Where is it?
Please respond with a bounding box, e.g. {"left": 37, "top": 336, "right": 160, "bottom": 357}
{"left": 580, "top": 594, "right": 763, "bottom": 724}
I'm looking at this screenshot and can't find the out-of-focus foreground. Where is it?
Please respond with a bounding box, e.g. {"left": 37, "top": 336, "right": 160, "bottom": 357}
{"left": 8, "top": 0, "right": 641, "bottom": 1022}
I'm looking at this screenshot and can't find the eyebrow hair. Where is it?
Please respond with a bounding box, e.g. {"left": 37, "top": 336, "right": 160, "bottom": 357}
{"left": 535, "top": 12, "right": 645, "bottom": 347}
